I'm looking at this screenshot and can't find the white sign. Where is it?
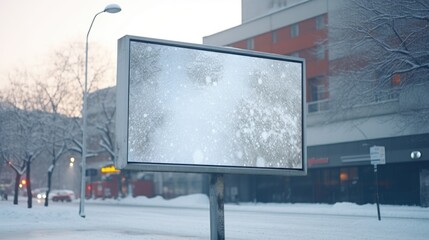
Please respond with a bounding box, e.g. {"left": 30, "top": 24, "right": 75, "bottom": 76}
{"left": 370, "top": 146, "right": 386, "bottom": 165}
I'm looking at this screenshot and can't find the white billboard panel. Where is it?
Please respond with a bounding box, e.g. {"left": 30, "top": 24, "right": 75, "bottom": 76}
{"left": 116, "top": 35, "right": 306, "bottom": 175}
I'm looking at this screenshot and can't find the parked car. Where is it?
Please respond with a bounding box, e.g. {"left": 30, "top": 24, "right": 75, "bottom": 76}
{"left": 51, "top": 190, "right": 75, "bottom": 202}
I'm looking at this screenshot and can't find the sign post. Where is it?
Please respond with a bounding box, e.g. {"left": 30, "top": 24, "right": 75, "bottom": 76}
{"left": 209, "top": 174, "right": 225, "bottom": 240}
{"left": 370, "top": 146, "right": 385, "bottom": 221}
{"left": 373, "top": 164, "right": 381, "bottom": 221}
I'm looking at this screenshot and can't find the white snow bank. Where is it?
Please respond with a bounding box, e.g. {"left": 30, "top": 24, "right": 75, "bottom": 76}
{"left": 87, "top": 193, "right": 210, "bottom": 208}
{"left": 85, "top": 194, "right": 429, "bottom": 219}
{"left": 231, "top": 201, "right": 429, "bottom": 219}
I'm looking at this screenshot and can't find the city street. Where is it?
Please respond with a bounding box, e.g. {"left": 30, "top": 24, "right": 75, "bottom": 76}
{"left": 1, "top": 195, "right": 428, "bottom": 239}
{"left": 1, "top": 1, "right": 428, "bottom": 239}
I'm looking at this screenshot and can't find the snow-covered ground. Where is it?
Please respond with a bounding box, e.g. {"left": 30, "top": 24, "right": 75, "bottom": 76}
{"left": 1, "top": 194, "right": 428, "bottom": 240}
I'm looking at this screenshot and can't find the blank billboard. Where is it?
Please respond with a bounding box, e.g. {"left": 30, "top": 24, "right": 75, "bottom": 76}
{"left": 116, "top": 35, "right": 306, "bottom": 176}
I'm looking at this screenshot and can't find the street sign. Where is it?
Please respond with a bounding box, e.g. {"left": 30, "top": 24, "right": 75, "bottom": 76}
{"left": 370, "top": 146, "right": 386, "bottom": 165}
{"left": 85, "top": 169, "right": 98, "bottom": 177}
{"left": 101, "top": 165, "right": 120, "bottom": 174}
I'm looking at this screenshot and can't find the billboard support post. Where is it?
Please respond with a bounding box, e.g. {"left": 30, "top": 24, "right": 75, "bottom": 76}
{"left": 209, "top": 173, "right": 225, "bottom": 240}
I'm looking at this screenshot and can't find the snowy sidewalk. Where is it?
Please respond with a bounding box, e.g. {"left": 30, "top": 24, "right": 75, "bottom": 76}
{"left": 1, "top": 195, "right": 429, "bottom": 240}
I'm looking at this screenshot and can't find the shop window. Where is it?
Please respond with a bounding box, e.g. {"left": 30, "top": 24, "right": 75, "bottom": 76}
{"left": 340, "top": 168, "right": 358, "bottom": 183}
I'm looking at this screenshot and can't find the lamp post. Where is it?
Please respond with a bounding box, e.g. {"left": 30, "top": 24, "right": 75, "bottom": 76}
{"left": 80, "top": 3, "right": 121, "bottom": 218}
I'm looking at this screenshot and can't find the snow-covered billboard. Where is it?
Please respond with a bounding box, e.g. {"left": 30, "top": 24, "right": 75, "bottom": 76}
{"left": 116, "top": 36, "right": 306, "bottom": 175}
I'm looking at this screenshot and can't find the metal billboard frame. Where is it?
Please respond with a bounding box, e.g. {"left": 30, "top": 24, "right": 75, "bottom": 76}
{"left": 116, "top": 35, "right": 307, "bottom": 176}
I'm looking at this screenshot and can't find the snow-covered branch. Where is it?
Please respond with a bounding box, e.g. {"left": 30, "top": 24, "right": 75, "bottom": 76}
{"left": 5, "top": 160, "right": 26, "bottom": 175}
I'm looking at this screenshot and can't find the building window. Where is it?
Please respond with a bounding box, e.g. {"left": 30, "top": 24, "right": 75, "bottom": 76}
{"left": 309, "top": 76, "right": 327, "bottom": 101}
{"left": 315, "top": 44, "right": 325, "bottom": 60}
{"left": 271, "top": 0, "right": 288, "bottom": 8}
{"left": 316, "top": 15, "right": 325, "bottom": 30}
{"left": 246, "top": 38, "right": 254, "bottom": 50}
{"left": 391, "top": 73, "right": 401, "bottom": 86}
{"left": 308, "top": 76, "right": 329, "bottom": 113}
{"left": 291, "top": 23, "right": 299, "bottom": 38}
{"left": 272, "top": 30, "right": 277, "bottom": 43}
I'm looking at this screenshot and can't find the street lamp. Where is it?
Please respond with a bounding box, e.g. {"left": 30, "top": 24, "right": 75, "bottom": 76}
{"left": 80, "top": 3, "right": 121, "bottom": 218}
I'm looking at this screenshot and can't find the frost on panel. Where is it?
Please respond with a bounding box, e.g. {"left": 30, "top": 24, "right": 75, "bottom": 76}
{"left": 232, "top": 61, "right": 302, "bottom": 169}
{"left": 127, "top": 41, "right": 302, "bottom": 169}
{"left": 128, "top": 42, "right": 163, "bottom": 159}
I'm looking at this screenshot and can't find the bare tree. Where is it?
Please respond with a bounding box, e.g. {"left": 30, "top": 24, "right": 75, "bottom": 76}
{"left": 38, "top": 41, "right": 115, "bottom": 204}
{"left": 0, "top": 97, "right": 20, "bottom": 203}
{"left": 0, "top": 109, "right": 26, "bottom": 205}
{"left": 328, "top": 0, "right": 429, "bottom": 124}
{"left": 1, "top": 79, "right": 46, "bottom": 208}
{"left": 3, "top": 157, "right": 25, "bottom": 205}
{"left": 36, "top": 80, "right": 72, "bottom": 206}
{"left": 43, "top": 41, "right": 115, "bottom": 117}
{"left": 0, "top": 40, "right": 115, "bottom": 206}
{"left": 90, "top": 87, "right": 117, "bottom": 162}
{"left": 54, "top": 41, "right": 116, "bottom": 159}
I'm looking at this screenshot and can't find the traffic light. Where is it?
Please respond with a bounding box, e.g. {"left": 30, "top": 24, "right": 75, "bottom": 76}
{"left": 19, "top": 179, "right": 27, "bottom": 188}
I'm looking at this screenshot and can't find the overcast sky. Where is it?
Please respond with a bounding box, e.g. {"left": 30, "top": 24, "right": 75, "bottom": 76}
{"left": 0, "top": 0, "right": 241, "bottom": 89}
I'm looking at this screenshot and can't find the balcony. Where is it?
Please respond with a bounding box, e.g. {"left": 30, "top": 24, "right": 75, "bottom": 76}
{"left": 307, "top": 98, "right": 330, "bottom": 113}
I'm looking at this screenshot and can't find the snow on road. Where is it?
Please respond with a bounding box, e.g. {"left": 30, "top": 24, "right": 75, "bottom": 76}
{"left": 1, "top": 194, "right": 428, "bottom": 240}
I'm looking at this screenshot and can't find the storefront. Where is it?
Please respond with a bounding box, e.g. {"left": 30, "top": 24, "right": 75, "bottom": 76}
{"left": 224, "top": 133, "right": 429, "bottom": 206}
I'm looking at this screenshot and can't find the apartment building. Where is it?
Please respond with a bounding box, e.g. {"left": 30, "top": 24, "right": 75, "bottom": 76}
{"left": 203, "top": 0, "right": 429, "bottom": 205}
